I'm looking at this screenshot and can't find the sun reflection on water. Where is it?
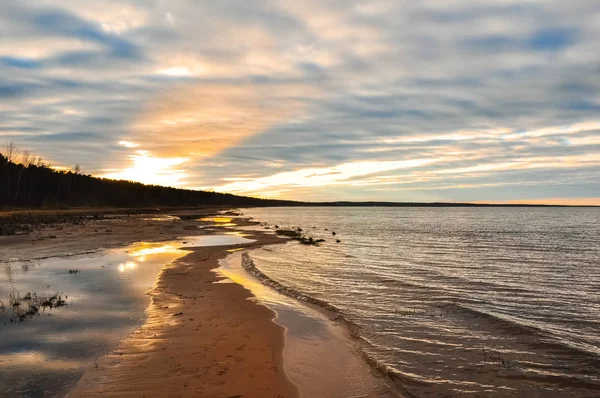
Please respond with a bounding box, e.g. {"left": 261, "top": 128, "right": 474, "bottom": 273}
{"left": 118, "top": 261, "right": 137, "bottom": 273}
{"left": 199, "top": 217, "right": 233, "bottom": 223}
{"left": 129, "top": 243, "right": 181, "bottom": 257}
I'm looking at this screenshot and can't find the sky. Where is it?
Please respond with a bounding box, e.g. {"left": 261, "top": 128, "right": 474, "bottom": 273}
{"left": 1, "top": 0, "right": 600, "bottom": 204}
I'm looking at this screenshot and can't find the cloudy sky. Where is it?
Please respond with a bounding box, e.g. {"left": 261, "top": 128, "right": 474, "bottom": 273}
{"left": 2, "top": 0, "right": 600, "bottom": 203}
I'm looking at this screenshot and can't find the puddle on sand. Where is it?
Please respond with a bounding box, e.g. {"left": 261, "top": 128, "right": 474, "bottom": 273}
{"left": 219, "top": 250, "right": 393, "bottom": 398}
{"left": 197, "top": 216, "right": 238, "bottom": 227}
{"left": 141, "top": 215, "right": 181, "bottom": 221}
{"left": 182, "top": 233, "right": 254, "bottom": 247}
{"left": 0, "top": 234, "right": 253, "bottom": 398}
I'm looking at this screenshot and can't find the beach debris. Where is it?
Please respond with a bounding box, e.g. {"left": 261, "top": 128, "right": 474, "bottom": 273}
{"left": 275, "top": 229, "right": 302, "bottom": 238}
{"left": 221, "top": 211, "right": 241, "bottom": 216}
{"left": 297, "top": 237, "right": 325, "bottom": 246}
{"left": 173, "top": 312, "right": 183, "bottom": 316}
{"left": 1, "top": 290, "right": 67, "bottom": 324}
{"left": 41, "top": 294, "right": 66, "bottom": 309}
{"left": 0, "top": 212, "right": 107, "bottom": 236}
{"left": 336, "top": 239, "right": 341, "bottom": 243}
{"left": 275, "top": 229, "right": 325, "bottom": 245}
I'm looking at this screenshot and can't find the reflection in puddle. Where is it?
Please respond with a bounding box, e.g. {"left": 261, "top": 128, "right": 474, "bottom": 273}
{"left": 181, "top": 234, "right": 255, "bottom": 247}
{"left": 0, "top": 234, "right": 253, "bottom": 398}
{"left": 141, "top": 215, "right": 181, "bottom": 222}
{"left": 199, "top": 216, "right": 233, "bottom": 223}
{"left": 197, "top": 216, "right": 238, "bottom": 227}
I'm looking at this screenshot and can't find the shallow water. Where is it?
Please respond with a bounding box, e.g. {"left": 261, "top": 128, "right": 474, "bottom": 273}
{"left": 219, "top": 250, "right": 395, "bottom": 398}
{"left": 0, "top": 234, "right": 253, "bottom": 398}
{"left": 241, "top": 207, "right": 600, "bottom": 397}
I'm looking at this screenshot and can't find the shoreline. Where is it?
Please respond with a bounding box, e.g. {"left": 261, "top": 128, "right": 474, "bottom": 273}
{"left": 229, "top": 248, "right": 406, "bottom": 397}
{"left": 1, "top": 209, "right": 401, "bottom": 397}
{"left": 66, "top": 220, "right": 300, "bottom": 397}
{"left": 219, "top": 248, "right": 399, "bottom": 397}
{"left": 1, "top": 210, "right": 299, "bottom": 397}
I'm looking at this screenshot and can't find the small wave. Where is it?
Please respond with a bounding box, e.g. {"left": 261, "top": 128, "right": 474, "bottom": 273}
{"left": 451, "top": 303, "right": 600, "bottom": 365}
{"left": 241, "top": 252, "right": 341, "bottom": 314}
{"left": 241, "top": 251, "right": 421, "bottom": 397}
{"left": 451, "top": 303, "right": 544, "bottom": 336}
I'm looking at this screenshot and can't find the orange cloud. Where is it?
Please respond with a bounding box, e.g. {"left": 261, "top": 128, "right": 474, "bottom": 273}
{"left": 126, "top": 82, "right": 318, "bottom": 159}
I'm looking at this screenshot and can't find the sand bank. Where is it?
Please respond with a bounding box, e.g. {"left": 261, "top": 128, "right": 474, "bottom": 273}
{"left": 67, "top": 230, "right": 299, "bottom": 397}
{"left": 2, "top": 211, "right": 298, "bottom": 397}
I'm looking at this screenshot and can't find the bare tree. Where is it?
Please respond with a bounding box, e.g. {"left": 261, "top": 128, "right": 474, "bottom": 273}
{"left": 14, "top": 150, "right": 31, "bottom": 201}
{"left": 21, "top": 150, "right": 31, "bottom": 166}
{"left": 5, "top": 142, "right": 18, "bottom": 162}
{"left": 4, "top": 142, "right": 18, "bottom": 202}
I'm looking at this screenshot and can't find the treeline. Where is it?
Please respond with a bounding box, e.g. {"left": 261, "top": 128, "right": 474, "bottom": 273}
{"left": 0, "top": 144, "right": 295, "bottom": 209}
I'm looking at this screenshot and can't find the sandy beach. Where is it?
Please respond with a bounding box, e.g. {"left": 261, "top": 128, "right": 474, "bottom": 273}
{"left": 69, "top": 230, "right": 299, "bottom": 397}
{"left": 1, "top": 210, "right": 297, "bottom": 397}
{"left": 0, "top": 209, "right": 389, "bottom": 397}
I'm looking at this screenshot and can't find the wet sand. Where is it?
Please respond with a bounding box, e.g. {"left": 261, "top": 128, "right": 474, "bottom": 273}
{"left": 0, "top": 208, "right": 222, "bottom": 263}
{"left": 68, "top": 231, "right": 299, "bottom": 398}
{"left": 1, "top": 210, "right": 298, "bottom": 397}
{"left": 1, "top": 209, "right": 395, "bottom": 397}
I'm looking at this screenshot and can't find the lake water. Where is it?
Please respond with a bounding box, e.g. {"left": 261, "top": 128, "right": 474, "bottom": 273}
{"left": 241, "top": 207, "right": 600, "bottom": 397}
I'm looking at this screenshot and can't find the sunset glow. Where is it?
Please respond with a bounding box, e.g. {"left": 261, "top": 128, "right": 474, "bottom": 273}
{"left": 2, "top": 3, "right": 600, "bottom": 397}
{"left": 2, "top": 1, "right": 599, "bottom": 204}
{"left": 102, "top": 150, "right": 189, "bottom": 186}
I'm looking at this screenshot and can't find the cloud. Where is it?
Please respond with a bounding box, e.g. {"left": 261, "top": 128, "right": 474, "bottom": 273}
{"left": 25, "top": 6, "right": 140, "bottom": 58}
{"left": 464, "top": 27, "right": 578, "bottom": 53}
{"left": 1, "top": 0, "right": 599, "bottom": 202}
{"left": 119, "top": 141, "right": 139, "bottom": 148}
{"left": 213, "top": 158, "right": 436, "bottom": 194}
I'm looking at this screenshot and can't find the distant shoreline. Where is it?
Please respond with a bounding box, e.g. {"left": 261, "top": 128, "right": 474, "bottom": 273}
{"left": 1, "top": 203, "right": 596, "bottom": 235}
{"left": 295, "top": 201, "right": 599, "bottom": 207}
{"left": 1, "top": 202, "right": 598, "bottom": 216}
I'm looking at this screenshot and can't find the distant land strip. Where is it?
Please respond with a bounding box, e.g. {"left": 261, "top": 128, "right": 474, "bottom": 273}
{"left": 1, "top": 152, "right": 596, "bottom": 209}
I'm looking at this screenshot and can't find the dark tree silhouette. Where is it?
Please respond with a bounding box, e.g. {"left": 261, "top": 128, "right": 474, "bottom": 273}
{"left": 0, "top": 149, "right": 296, "bottom": 209}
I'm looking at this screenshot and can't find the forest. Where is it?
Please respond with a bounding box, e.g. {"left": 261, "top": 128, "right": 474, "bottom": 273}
{"left": 0, "top": 143, "right": 295, "bottom": 209}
